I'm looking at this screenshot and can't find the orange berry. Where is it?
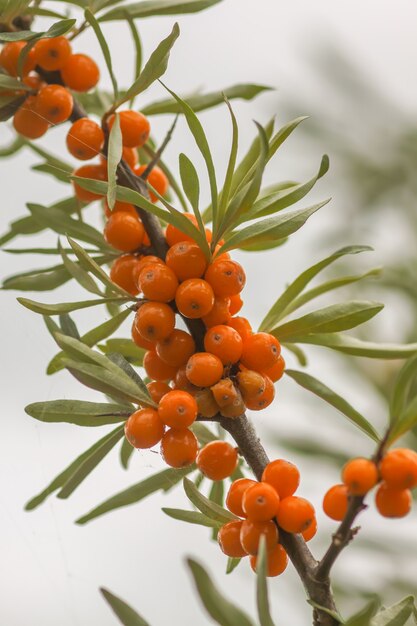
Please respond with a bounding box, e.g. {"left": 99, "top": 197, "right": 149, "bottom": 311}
{"left": 72, "top": 163, "right": 107, "bottom": 202}
{"left": 103, "top": 198, "right": 138, "bottom": 218}
{"left": 125, "top": 408, "right": 164, "bottom": 448}
{"left": 244, "top": 375, "right": 275, "bottom": 411}
{"left": 228, "top": 316, "right": 252, "bottom": 341}
{"left": 165, "top": 241, "right": 208, "bottom": 282}
{"left": 104, "top": 212, "right": 145, "bottom": 252}
{"left": 156, "top": 329, "right": 195, "bottom": 367}
{"left": 160, "top": 428, "right": 198, "bottom": 468}
{"left": 195, "top": 388, "right": 219, "bottom": 418}
{"left": 229, "top": 293, "right": 243, "bottom": 315}
{"left": 375, "top": 483, "right": 412, "bottom": 518}
{"left": 61, "top": 53, "right": 100, "bottom": 92}
{"left": 0, "top": 41, "right": 36, "bottom": 77}
{"left": 242, "top": 483, "right": 280, "bottom": 522}
{"left": 218, "top": 521, "right": 247, "bottom": 558}
{"left": 262, "top": 460, "right": 300, "bottom": 499}
{"left": 210, "top": 378, "right": 238, "bottom": 408}
{"left": 277, "top": 496, "right": 315, "bottom": 533}
{"left": 135, "top": 302, "right": 175, "bottom": 342}
{"left": 109, "top": 253, "right": 140, "bottom": 295}
{"left": 33, "top": 36, "right": 71, "bottom": 71}
{"left": 165, "top": 213, "right": 202, "bottom": 247}
{"left": 13, "top": 99, "right": 49, "bottom": 139}
{"left": 138, "top": 263, "right": 178, "bottom": 303}
{"left": 174, "top": 365, "right": 199, "bottom": 394}
{"left": 143, "top": 350, "right": 177, "bottom": 382}
{"left": 302, "top": 517, "right": 317, "bottom": 542}
{"left": 342, "top": 458, "right": 379, "bottom": 495}
{"left": 132, "top": 255, "right": 164, "bottom": 283}
{"left": 146, "top": 381, "right": 171, "bottom": 404}
{"left": 226, "top": 478, "right": 257, "bottom": 517}
{"left": 67, "top": 118, "right": 104, "bottom": 160}
{"left": 135, "top": 165, "right": 169, "bottom": 202}
{"left": 323, "top": 484, "right": 349, "bottom": 521}
{"left": 202, "top": 298, "right": 231, "bottom": 328}
{"left": 241, "top": 332, "right": 281, "bottom": 371}
{"left": 262, "top": 355, "right": 286, "bottom": 383}
{"left": 23, "top": 73, "right": 44, "bottom": 90}
{"left": 108, "top": 110, "right": 150, "bottom": 148}
{"left": 186, "top": 352, "right": 223, "bottom": 387}
{"left": 379, "top": 448, "right": 417, "bottom": 489}
{"left": 131, "top": 320, "right": 155, "bottom": 351}
{"left": 219, "top": 393, "right": 245, "bottom": 419}
{"left": 35, "top": 84, "right": 73, "bottom": 124}
{"left": 250, "top": 543, "right": 288, "bottom": 577}
{"left": 196, "top": 440, "right": 238, "bottom": 480}
{"left": 205, "top": 259, "right": 246, "bottom": 298}
{"left": 204, "top": 324, "right": 243, "bottom": 365}
{"left": 237, "top": 369, "right": 265, "bottom": 397}
{"left": 175, "top": 278, "right": 214, "bottom": 319}
{"left": 122, "top": 146, "right": 139, "bottom": 169}
{"left": 240, "top": 519, "right": 278, "bottom": 556}
{"left": 158, "top": 390, "right": 198, "bottom": 429}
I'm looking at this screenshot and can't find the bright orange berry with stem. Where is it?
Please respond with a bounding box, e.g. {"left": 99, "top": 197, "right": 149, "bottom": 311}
{"left": 205, "top": 259, "right": 246, "bottom": 297}
{"left": 174, "top": 365, "right": 199, "bottom": 395}
{"left": 196, "top": 441, "right": 238, "bottom": 480}
{"left": 109, "top": 254, "right": 140, "bottom": 295}
{"left": 143, "top": 350, "right": 177, "bottom": 382}
{"left": 61, "top": 53, "right": 100, "bottom": 92}
{"left": 33, "top": 36, "right": 72, "bottom": 71}
{"left": 226, "top": 478, "right": 257, "bottom": 517}
{"left": 175, "top": 279, "right": 214, "bottom": 319}
{"left": 243, "top": 375, "right": 275, "bottom": 411}
{"left": 138, "top": 263, "right": 178, "bottom": 302}
{"left": 72, "top": 163, "right": 107, "bottom": 202}
{"left": 342, "top": 458, "right": 379, "bottom": 495}
{"left": 125, "top": 408, "right": 165, "bottom": 449}
{"left": 240, "top": 519, "right": 278, "bottom": 556}
{"left": 250, "top": 543, "right": 288, "bottom": 577}
{"left": 131, "top": 320, "right": 155, "bottom": 351}
{"left": 13, "top": 99, "right": 49, "bottom": 139}
{"left": 158, "top": 390, "right": 198, "bottom": 429}
{"left": 186, "top": 352, "right": 223, "bottom": 387}
{"left": 156, "top": 329, "right": 195, "bottom": 367}
{"left": 322, "top": 484, "right": 349, "bottom": 521}
{"left": 0, "top": 41, "right": 36, "bottom": 77}
{"left": 240, "top": 332, "right": 281, "bottom": 371}
{"left": 67, "top": 118, "right": 104, "bottom": 160}
{"left": 302, "top": 517, "right": 317, "bottom": 542}
{"left": 375, "top": 483, "right": 412, "bottom": 518}
{"left": 262, "top": 355, "right": 286, "bottom": 382}
{"left": 204, "top": 325, "right": 243, "bottom": 365}
{"left": 229, "top": 293, "right": 243, "bottom": 315}
{"left": 379, "top": 448, "right": 417, "bottom": 489}
{"left": 165, "top": 241, "right": 208, "bottom": 282}
{"left": 135, "top": 165, "right": 169, "bottom": 202}
{"left": 202, "top": 298, "right": 231, "bottom": 328}
{"left": 108, "top": 110, "right": 150, "bottom": 148}
{"left": 146, "top": 381, "right": 171, "bottom": 404}
{"left": 195, "top": 388, "right": 219, "bottom": 418}
{"left": 135, "top": 302, "right": 175, "bottom": 342}
{"left": 277, "top": 496, "right": 315, "bottom": 533}
{"left": 262, "top": 459, "right": 300, "bottom": 499}
{"left": 104, "top": 213, "right": 145, "bottom": 252}
{"left": 210, "top": 378, "right": 238, "bottom": 408}
{"left": 242, "top": 483, "right": 280, "bottom": 522}
{"left": 218, "top": 521, "right": 247, "bottom": 558}
{"left": 160, "top": 428, "right": 198, "bottom": 468}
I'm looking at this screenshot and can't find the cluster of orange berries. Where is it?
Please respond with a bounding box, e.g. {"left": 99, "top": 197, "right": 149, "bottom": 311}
{"left": 218, "top": 459, "right": 316, "bottom": 576}
{"left": 323, "top": 447, "right": 417, "bottom": 521}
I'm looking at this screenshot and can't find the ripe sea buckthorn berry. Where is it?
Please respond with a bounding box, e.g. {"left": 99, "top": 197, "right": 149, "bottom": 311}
{"left": 103, "top": 198, "right": 138, "bottom": 218}
{"left": 72, "top": 163, "right": 107, "bottom": 202}
{"left": 61, "top": 53, "right": 100, "bottom": 92}
{"left": 202, "top": 298, "right": 231, "bottom": 328}
{"left": 196, "top": 441, "right": 238, "bottom": 480}
{"left": 0, "top": 41, "right": 36, "bottom": 77}
{"left": 109, "top": 254, "right": 140, "bottom": 295}
{"left": 195, "top": 388, "right": 219, "bottom": 418}
{"left": 375, "top": 483, "right": 412, "bottom": 518}
{"left": 219, "top": 393, "right": 245, "bottom": 419}
{"left": 33, "top": 36, "right": 72, "bottom": 71}
{"left": 342, "top": 458, "right": 379, "bottom": 495}
{"left": 13, "top": 100, "right": 49, "bottom": 139}
{"left": 379, "top": 448, "right": 417, "bottom": 489}
{"left": 166, "top": 241, "right": 208, "bottom": 282}
{"left": 23, "top": 73, "right": 44, "bottom": 90}
{"left": 67, "top": 118, "right": 104, "bottom": 160}
{"left": 186, "top": 352, "right": 223, "bottom": 387}
{"left": 138, "top": 263, "right": 178, "bottom": 303}
{"left": 277, "top": 496, "right": 315, "bottom": 533}
{"left": 146, "top": 381, "right": 171, "bottom": 404}
{"left": 132, "top": 255, "right": 164, "bottom": 284}
{"left": 262, "top": 355, "right": 286, "bottom": 383}
{"left": 204, "top": 325, "right": 243, "bottom": 365}
{"left": 160, "top": 428, "right": 198, "bottom": 468}
{"left": 243, "top": 375, "right": 275, "bottom": 411}
{"left": 229, "top": 293, "right": 243, "bottom": 316}
{"left": 322, "top": 484, "right": 349, "bottom": 521}
{"left": 205, "top": 259, "right": 246, "bottom": 297}
{"left": 262, "top": 459, "right": 300, "bottom": 499}
{"left": 174, "top": 365, "right": 199, "bottom": 394}
{"left": 229, "top": 316, "right": 252, "bottom": 341}
{"left": 108, "top": 110, "right": 150, "bottom": 148}
{"left": 131, "top": 320, "right": 155, "bottom": 351}
{"left": 165, "top": 213, "right": 199, "bottom": 247}
{"left": 158, "top": 390, "right": 198, "bottom": 429}
{"left": 175, "top": 278, "right": 215, "bottom": 319}
{"left": 156, "top": 329, "right": 195, "bottom": 367}
{"left": 125, "top": 408, "right": 164, "bottom": 449}
{"left": 135, "top": 302, "right": 175, "bottom": 342}
{"left": 242, "top": 483, "right": 280, "bottom": 522}
{"left": 226, "top": 478, "right": 257, "bottom": 517}
{"left": 122, "top": 146, "right": 139, "bottom": 169}
{"left": 143, "top": 350, "right": 177, "bottom": 382}
{"left": 237, "top": 369, "right": 265, "bottom": 398}
{"left": 211, "top": 378, "right": 238, "bottom": 408}
{"left": 241, "top": 332, "right": 281, "bottom": 371}
{"left": 250, "top": 543, "right": 288, "bottom": 577}
{"left": 218, "top": 521, "right": 247, "bottom": 558}
{"left": 302, "top": 517, "right": 317, "bottom": 542}
{"left": 104, "top": 212, "right": 145, "bottom": 252}
{"left": 135, "top": 165, "right": 169, "bottom": 202}
{"left": 240, "top": 519, "right": 278, "bottom": 556}
{"left": 35, "top": 84, "right": 73, "bottom": 124}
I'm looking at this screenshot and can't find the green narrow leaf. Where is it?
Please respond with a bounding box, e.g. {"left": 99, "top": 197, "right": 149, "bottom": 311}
{"left": 256, "top": 537, "right": 275, "bottom": 626}
{"left": 283, "top": 343, "right": 308, "bottom": 367}
{"left": 286, "top": 334, "right": 417, "bottom": 359}
{"left": 345, "top": 598, "right": 380, "bottom": 626}
{"left": 218, "top": 98, "right": 238, "bottom": 225}
{"left": 226, "top": 558, "right": 241, "bottom": 575}
{"left": 126, "top": 12, "right": 143, "bottom": 106}
{"left": 179, "top": 153, "right": 200, "bottom": 214}
{"left": 106, "top": 112, "right": 123, "bottom": 209}
{"left": 183, "top": 477, "right": 237, "bottom": 523}
{"left": 389, "top": 355, "right": 417, "bottom": 423}
{"left": 25, "top": 400, "right": 131, "bottom": 427}
{"left": 107, "top": 352, "right": 152, "bottom": 401}
{"left": 3, "top": 264, "right": 72, "bottom": 292}
{"left": 370, "top": 596, "right": 417, "bottom": 626}
{"left": 388, "top": 396, "right": 417, "bottom": 444}
{"left": 59, "top": 241, "right": 103, "bottom": 295}
{"left": 101, "top": 588, "right": 150, "bottom": 626}
{"left": 99, "top": 338, "right": 145, "bottom": 365}
{"left": 85, "top": 9, "right": 119, "bottom": 99}
{"left": 120, "top": 437, "right": 135, "bottom": 469}
{"left": 26, "top": 203, "right": 105, "bottom": 248}
{"left": 191, "top": 422, "right": 217, "bottom": 446}
{"left": 99, "top": 0, "right": 222, "bottom": 21}
{"left": 18, "top": 296, "right": 129, "bottom": 316}
{"left": 162, "top": 508, "right": 221, "bottom": 528}
{"left": 59, "top": 313, "right": 80, "bottom": 339}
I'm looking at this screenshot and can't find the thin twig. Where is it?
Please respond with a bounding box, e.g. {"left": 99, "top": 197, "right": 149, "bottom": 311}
{"left": 139, "top": 115, "right": 179, "bottom": 181}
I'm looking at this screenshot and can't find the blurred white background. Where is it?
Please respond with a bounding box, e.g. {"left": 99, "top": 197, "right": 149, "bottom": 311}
{"left": 1, "top": 1, "right": 417, "bottom": 624}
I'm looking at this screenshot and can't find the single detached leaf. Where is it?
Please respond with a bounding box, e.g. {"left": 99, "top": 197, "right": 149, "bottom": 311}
{"left": 99, "top": 0, "right": 222, "bottom": 21}
{"left": 85, "top": 8, "right": 119, "bottom": 100}
{"left": 256, "top": 537, "right": 275, "bottom": 626}
{"left": 183, "top": 477, "right": 237, "bottom": 523}
{"left": 25, "top": 400, "right": 131, "bottom": 427}
{"left": 101, "top": 588, "right": 150, "bottom": 626}
{"left": 370, "top": 595, "right": 417, "bottom": 626}
{"left": 162, "top": 508, "right": 222, "bottom": 528}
